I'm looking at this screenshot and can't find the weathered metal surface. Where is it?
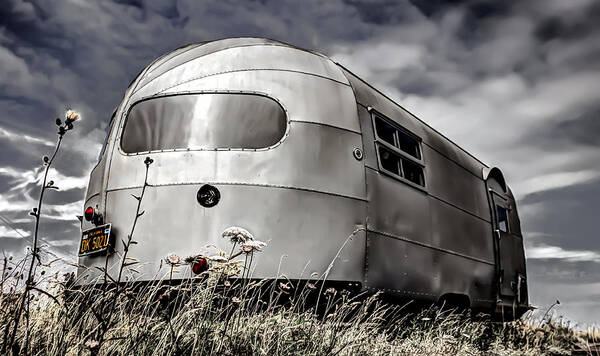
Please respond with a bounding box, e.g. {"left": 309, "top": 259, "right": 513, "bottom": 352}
{"left": 365, "top": 168, "right": 431, "bottom": 246}
{"left": 158, "top": 71, "right": 358, "bottom": 132}
{"left": 429, "top": 197, "right": 494, "bottom": 262}
{"left": 78, "top": 38, "right": 528, "bottom": 317}
{"left": 139, "top": 38, "right": 295, "bottom": 89}
{"left": 133, "top": 45, "right": 349, "bottom": 99}
{"left": 79, "top": 184, "right": 367, "bottom": 283}
{"left": 424, "top": 144, "right": 491, "bottom": 220}
{"left": 341, "top": 57, "right": 527, "bottom": 312}
{"left": 107, "top": 122, "right": 366, "bottom": 200}
{"left": 365, "top": 231, "right": 495, "bottom": 307}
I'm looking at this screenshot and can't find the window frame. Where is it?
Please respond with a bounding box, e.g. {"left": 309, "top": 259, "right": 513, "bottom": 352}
{"left": 496, "top": 204, "right": 510, "bottom": 233}
{"left": 117, "top": 90, "right": 290, "bottom": 156}
{"left": 370, "top": 109, "right": 427, "bottom": 191}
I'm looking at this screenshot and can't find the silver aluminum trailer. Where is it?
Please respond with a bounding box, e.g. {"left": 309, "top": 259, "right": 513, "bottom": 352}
{"left": 78, "top": 38, "right": 529, "bottom": 318}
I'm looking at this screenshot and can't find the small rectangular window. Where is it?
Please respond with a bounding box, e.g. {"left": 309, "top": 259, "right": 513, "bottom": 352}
{"left": 375, "top": 118, "right": 397, "bottom": 146}
{"left": 397, "top": 131, "right": 421, "bottom": 160}
{"left": 497, "top": 205, "right": 509, "bottom": 232}
{"left": 372, "top": 112, "right": 425, "bottom": 188}
{"left": 378, "top": 146, "right": 401, "bottom": 175}
{"left": 374, "top": 116, "right": 422, "bottom": 160}
{"left": 402, "top": 159, "right": 424, "bottom": 186}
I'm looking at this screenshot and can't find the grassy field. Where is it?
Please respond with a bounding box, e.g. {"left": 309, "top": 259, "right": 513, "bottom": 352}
{"left": 0, "top": 263, "right": 598, "bottom": 356}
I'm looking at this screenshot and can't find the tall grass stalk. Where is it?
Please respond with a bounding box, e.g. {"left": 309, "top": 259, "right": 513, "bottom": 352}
{"left": 2, "top": 110, "right": 80, "bottom": 355}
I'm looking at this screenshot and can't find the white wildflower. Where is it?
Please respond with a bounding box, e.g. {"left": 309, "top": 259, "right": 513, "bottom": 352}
{"left": 207, "top": 255, "right": 228, "bottom": 262}
{"left": 222, "top": 226, "right": 254, "bottom": 243}
{"left": 165, "top": 254, "right": 182, "bottom": 266}
{"left": 241, "top": 240, "right": 267, "bottom": 253}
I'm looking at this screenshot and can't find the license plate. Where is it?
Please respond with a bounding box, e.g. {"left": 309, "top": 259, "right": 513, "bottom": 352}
{"left": 79, "top": 224, "right": 112, "bottom": 257}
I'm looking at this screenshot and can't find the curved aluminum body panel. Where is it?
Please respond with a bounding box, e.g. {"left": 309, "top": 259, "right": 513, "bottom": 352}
{"left": 79, "top": 38, "right": 528, "bottom": 316}
{"left": 340, "top": 66, "right": 527, "bottom": 312}
{"left": 80, "top": 39, "right": 366, "bottom": 285}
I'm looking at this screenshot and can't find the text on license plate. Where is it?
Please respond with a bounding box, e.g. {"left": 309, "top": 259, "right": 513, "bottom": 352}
{"left": 79, "top": 224, "right": 112, "bottom": 256}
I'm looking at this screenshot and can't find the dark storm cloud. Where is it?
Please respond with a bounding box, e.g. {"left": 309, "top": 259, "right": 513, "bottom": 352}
{"left": 521, "top": 178, "right": 600, "bottom": 251}
{"left": 534, "top": 2, "right": 600, "bottom": 42}
{"left": 344, "top": 0, "right": 425, "bottom": 25}
{"left": 528, "top": 259, "right": 600, "bottom": 285}
{"left": 0, "top": 0, "right": 599, "bottom": 325}
{"left": 548, "top": 107, "right": 600, "bottom": 147}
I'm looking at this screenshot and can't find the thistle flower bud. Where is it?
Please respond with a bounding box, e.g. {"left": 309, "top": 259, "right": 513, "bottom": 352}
{"left": 66, "top": 109, "right": 80, "bottom": 122}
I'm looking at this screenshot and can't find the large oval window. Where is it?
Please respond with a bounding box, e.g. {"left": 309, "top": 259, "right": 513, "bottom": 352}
{"left": 121, "top": 93, "right": 287, "bottom": 153}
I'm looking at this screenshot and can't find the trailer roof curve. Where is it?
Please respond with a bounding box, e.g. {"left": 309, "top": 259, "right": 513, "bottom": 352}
{"left": 135, "top": 37, "right": 336, "bottom": 92}
{"left": 128, "top": 37, "right": 493, "bottom": 179}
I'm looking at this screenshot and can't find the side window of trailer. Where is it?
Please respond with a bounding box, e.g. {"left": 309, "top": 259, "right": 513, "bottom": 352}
{"left": 121, "top": 93, "right": 287, "bottom": 153}
{"left": 496, "top": 205, "right": 509, "bottom": 233}
{"left": 372, "top": 113, "right": 425, "bottom": 188}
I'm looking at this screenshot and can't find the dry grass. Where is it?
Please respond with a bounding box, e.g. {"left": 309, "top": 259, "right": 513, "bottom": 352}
{"left": 0, "top": 264, "right": 598, "bottom": 356}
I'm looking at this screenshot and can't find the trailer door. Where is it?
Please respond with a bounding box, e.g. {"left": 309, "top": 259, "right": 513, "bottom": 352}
{"left": 488, "top": 182, "right": 526, "bottom": 301}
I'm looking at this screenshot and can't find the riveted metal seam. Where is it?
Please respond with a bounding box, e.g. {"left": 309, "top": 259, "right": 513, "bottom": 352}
{"left": 154, "top": 68, "right": 351, "bottom": 95}
{"left": 135, "top": 42, "right": 343, "bottom": 94}
{"left": 367, "top": 228, "right": 495, "bottom": 266}
{"left": 106, "top": 181, "right": 368, "bottom": 202}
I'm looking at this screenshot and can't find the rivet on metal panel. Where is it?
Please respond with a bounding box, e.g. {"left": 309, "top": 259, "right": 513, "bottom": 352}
{"left": 353, "top": 147, "right": 363, "bottom": 161}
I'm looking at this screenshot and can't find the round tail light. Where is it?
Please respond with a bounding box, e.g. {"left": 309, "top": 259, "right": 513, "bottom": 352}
{"left": 84, "top": 207, "right": 95, "bottom": 221}
{"left": 192, "top": 258, "right": 209, "bottom": 275}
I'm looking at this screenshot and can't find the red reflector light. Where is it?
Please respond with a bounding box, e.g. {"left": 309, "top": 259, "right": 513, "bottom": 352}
{"left": 84, "top": 207, "right": 94, "bottom": 221}
{"left": 192, "top": 258, "right": 209, "bottom": 275}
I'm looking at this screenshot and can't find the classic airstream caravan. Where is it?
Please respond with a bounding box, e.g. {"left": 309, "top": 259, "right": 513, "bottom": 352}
{"left": 78, "top": 38, "right": 529, "bottom": 318}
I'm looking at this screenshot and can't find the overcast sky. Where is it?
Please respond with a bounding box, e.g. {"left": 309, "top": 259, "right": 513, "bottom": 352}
{"left": 0, "top": 0, "right": 599, "bottom": 326}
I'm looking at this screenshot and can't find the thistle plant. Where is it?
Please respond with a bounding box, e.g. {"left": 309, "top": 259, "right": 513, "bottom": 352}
{"left": 3, "top": 109, "right": 80, "bottom": 355}
{"left": 89, "top": 156, "right": 154, "bottom": 355}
